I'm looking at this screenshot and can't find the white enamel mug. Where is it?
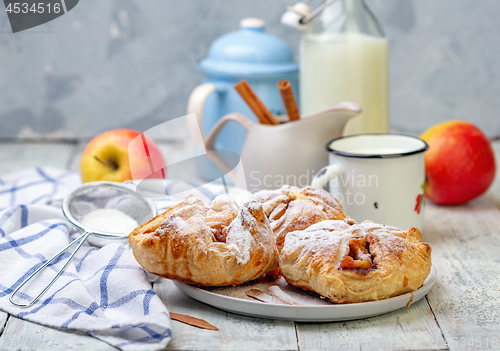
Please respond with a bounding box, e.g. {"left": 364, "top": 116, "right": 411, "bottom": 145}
{"left": 311, "top": 134, "right": 429, "bottom": 230}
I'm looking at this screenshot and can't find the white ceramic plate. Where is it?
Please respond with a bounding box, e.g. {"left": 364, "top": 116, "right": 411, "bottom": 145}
{"left": 173, "top": 265, "right": 437, "bottom": 322}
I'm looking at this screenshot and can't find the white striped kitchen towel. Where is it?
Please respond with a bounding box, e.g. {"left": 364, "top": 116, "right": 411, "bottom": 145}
{"left": 0, "top": 167, "right": 248, "bottom": 350}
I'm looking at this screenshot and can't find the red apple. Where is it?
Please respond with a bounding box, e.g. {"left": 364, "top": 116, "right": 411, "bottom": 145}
{"left": 420, "top": 120, "right": 496, "bottom": 205}
{"left": 80, "top": 129, "right": 166, "bottom": 183}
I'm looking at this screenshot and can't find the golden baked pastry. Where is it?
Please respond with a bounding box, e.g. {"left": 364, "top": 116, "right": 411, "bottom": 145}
{"left": 129, "top": 194, "right": 279, "bottom": 286}
{"left": 253, "top": 186, "right": 348, "bottom": 250}
{"left": 279, "top": 219, "right": 432, "bottom": 303}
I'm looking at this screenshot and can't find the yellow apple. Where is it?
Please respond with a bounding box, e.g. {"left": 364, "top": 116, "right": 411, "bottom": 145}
{"left": 80, "top": 129, "right": 166, "bottom": 183}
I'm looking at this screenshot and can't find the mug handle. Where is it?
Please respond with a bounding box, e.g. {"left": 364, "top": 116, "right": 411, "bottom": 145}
{"left": 204, "top": 113, "right": 254, "bottom": 183}
{"left": 311, "top": 163, "right": 345, "bottom": 190}
{"left": 186, "top": 82, "right": 227, "bottom": 147}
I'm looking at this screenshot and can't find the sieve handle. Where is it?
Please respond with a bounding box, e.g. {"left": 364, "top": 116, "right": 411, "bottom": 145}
{"left": 9, "top": 231, "right": 91, "bottom": 308}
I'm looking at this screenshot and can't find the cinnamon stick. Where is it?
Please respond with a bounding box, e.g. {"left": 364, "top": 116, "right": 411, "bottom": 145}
{"left": 170, "top": 312, "right": 218, "bottom": 331}
{"left": 277, "top": 80, "right": 300, "bottom": 121}
{"left": 234, "top": 80, "right": 279, "bottom": 125}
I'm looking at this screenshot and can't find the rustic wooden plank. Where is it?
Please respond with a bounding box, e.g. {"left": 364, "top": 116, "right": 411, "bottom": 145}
{"left": 154, "top": 278, "right": 298, "bottom": 351}
{"left": 0, "top": 316, "right": 116, "bottom": 351}
{"left": 0, "top": 312, "right": 7, "bottom": 335}
{"left": 295, "top": 197, "right": 500, "bottom": 351}
{"left": 0, "top": 142, "right": 76, "bottom": 176}
{"left": 295, "top": 298, "right": 446, "bottom": 351}
{"left": 424, "top": 198, "right": 500, "bottom": 350}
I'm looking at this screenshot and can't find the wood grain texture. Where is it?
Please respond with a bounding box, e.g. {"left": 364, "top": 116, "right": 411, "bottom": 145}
{"left": 154, "top": 278, "right": 298, "bottom": 351}
{"left": 0, "top": 142, "right": 76, "bottom": 176}
{"left": 0, "top": 316, "right": 116, "bottom": 351}
{"left": 295, "top": 298, "right": 446, "bottom": 351}
{"left": 0, "top": 312, "right": 8, "bottom": 335}
{"left": 424, "top": 198, "right": 500, "bottom": 350}
{"left": 3, "top": 141, "right": 500, "bottom": 350}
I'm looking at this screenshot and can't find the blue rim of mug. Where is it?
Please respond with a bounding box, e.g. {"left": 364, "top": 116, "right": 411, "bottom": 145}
{"left": 326, "top": 134, "right": 429, "bottom": 159}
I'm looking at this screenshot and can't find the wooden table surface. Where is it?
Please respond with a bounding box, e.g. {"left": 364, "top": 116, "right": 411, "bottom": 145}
{"left": 0, "top": 140, "right": 499, "bottom": 351}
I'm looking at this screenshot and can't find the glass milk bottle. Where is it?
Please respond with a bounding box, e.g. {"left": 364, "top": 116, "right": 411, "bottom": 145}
{"left": 299, "top": 0, "right": 389, "bottom": 135}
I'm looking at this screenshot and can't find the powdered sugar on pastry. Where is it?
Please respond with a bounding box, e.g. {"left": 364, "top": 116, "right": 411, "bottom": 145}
{"left": 205, "top": 195, "right": 239, "bottom": 242}
{"left": 280, "top": 219, "right": 432, "bottom": 303}
{"left": 129, "top": 194, "right": 279, "bottom": 286}
{"left": 225, "top": 202, "right": 266, "bottom": 264}
{"left": 253, "top": 186, "right": 349, "bottom": 251}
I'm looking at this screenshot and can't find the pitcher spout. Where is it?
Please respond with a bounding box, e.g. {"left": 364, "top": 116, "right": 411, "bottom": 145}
{"left": 304, "top": 101, "right": 362, "bottom": 137}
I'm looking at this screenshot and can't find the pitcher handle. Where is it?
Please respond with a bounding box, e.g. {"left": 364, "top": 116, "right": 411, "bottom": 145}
{"left": 204, "top": 113, "right": 254, "bottom": 182}
{"left": 311, "top": 163, "right": 346, "bottom": 190}
{"left": 187, "top": 83, "right": 229, "bottom": 147}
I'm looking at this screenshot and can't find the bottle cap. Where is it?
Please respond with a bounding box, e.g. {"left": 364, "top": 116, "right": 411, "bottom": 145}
{"left": 281, "top": 2, "right": 312, "bottom": 32}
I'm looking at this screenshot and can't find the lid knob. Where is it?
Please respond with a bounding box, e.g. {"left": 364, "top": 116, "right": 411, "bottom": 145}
{"left": 240, "top": 18, "right": 266, "bottom": 30}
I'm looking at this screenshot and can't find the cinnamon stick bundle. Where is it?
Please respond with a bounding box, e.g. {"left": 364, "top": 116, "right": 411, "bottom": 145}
{"left": 234, "top": 80, "right": 279, "bottom": 125}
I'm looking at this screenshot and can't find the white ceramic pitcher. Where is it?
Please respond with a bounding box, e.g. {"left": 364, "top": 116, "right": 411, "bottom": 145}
{"left": 205, "top": 102, "right": 361, "bottom": 192}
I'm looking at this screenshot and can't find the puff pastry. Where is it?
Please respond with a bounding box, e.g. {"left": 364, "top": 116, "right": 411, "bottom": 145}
{"left": 129, "top": 194, "right": 279, "bottom": 286}
{"left": 279, "top": 219, "right": 432, "bottom": 303}
{"left": 253, "top": 186, "right": 348, "bottom": 250}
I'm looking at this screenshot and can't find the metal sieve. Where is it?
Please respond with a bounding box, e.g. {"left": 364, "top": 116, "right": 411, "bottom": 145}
{"left": 9, "top": 181, "right": 156, "bottom": 307}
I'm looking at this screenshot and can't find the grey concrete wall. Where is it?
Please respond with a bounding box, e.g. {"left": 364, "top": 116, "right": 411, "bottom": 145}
{"left": 0, "top": 0, "right": 499, "bottom": 140}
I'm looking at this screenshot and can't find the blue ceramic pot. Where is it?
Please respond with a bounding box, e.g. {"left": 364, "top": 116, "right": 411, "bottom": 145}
{"left": 187, "top": 18, "right": 299, "bottom": 179}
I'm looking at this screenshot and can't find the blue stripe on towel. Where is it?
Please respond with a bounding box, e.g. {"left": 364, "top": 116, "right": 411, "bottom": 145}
{"left": 0, "top": 168, "right": 248, "bottom": 349}
{"left": 99, "top": 246, "right": 125, "bottom": 309}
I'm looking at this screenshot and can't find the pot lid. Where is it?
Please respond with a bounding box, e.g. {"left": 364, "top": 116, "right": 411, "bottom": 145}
{"left": 198, "top": 18, "right": 298, "bottom": 76}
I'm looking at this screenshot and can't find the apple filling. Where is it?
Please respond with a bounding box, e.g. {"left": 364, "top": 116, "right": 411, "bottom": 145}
{"left": 340, "top": 237, "right": 374, "bottom": 270}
